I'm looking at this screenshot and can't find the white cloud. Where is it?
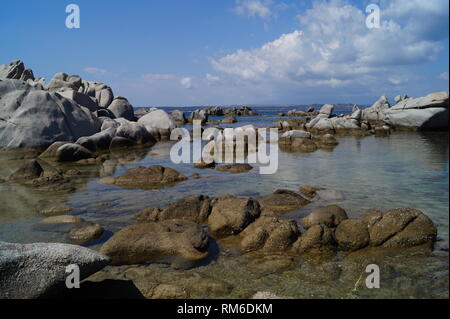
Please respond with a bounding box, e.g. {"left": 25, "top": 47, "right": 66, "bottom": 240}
{"left": 232, "top": 0, "right": 273, "bottom": 20}
{"left": 180, "top": 77, "right": 194, "bottom": 89}
{"left": 439, "top": 72, "right": 449, "bottom": 81}
{"left": 83, "top": 67, "right": 107, "bottom": 75}
{"left": 205, "top": 73, "right": 220, "bottom": 82}
{"left": 214, "top": 0, "right": 447, "bottom": 92}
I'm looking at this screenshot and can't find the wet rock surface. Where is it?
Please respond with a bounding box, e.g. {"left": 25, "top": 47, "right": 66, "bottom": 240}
{"left": 100, "top": 165, "right": 188, "bottom": 189}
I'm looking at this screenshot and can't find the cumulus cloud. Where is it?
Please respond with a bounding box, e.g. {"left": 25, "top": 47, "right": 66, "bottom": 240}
{"left": 180, "top": 77, "right": 194, "bottom": 89}
{"left": 214, "top": 0, "right": 448, "bottom": 92}
{"left": 232, "top": 0, "right": 273, "bottom": 20}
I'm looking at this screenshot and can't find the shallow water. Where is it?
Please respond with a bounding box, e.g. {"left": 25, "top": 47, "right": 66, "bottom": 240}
{"left": 0, "top": 113, "right": 448, "bottom": 298}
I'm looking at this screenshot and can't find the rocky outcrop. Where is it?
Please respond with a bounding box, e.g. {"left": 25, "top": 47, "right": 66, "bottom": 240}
{"left": 202, "top": 106, "right": 224, "bottom": 116}
{"left": 279, "top": 130, "right": 339, "bottom": 152}
{"left": 223, "top": 106, "right": 258, "bottom": 116}
{"left": 0, "top": 79, "right": 101, "bottom": 149}
{"left": 362, "top": 95, "right": 390, "bottom": 121}
{"left": 384, "top": 92, "right": 449, "bottom": 130}
{"left": 0, "top": 241, "right": 110, "bottom": 299}
{"left": 100, "top": 165, "right": 188, "bottom": 189}
{"left": 99, "top": 220, "right": 209, "bottom": 265}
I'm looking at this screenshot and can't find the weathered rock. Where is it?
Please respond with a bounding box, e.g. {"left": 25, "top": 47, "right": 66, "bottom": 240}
{"left": 0, "top": 241, "right": 110, "bottom": 299}
{"left": 99, "top": 220, "right": 209, "bottom": 265}
{"left": 0, "top": 60, "right": 26, "bottom": 80}
{"left": 138, "top": 109, "right": 176, "bottom": 139}
{"left": 55, "top": 143, "right": 94, "bottom": 162}
{"left": 107, "top": 97, "right": 135, "bottom": 121}
{"left": 56, "top": 89, "right": 99, "bottom": 112}
{"left": 68, "top": 221, "right": 104, "bottom": 244}
{"left": 221, "top": 116, "right": 237, "bottom": 123}
{"left": 48, "top": 73, "right": 82, "bottom": 92}
{"left": 335, "top": 219, "right": 370, "bottom": 251}
{"left": 257, "top": 189, "right": 310, "bottom": 215}
{"left": 362, "top": 95, "right": 390, "bottom": 121}
{"left": 367, "top": 208, "right": 437, "bottom": 248}
{"left": 292, "top": 224, "right": 336, "bottom": 253}
{"left": 76, "top": 128, "right": 116, "bottom": 152}
{"left": 40, "top": 215, "right": 84, "bottom": 224}
{"left": 302, "top": 205, "right": 348, "bottom": 228}
{"left": 0, "top": 80, "right": 101, "bottom": 149}
{"left": 78, "top": 81, "right": 114, "bottom": 108}
{"left": 101, "top": 165, "right": 188, "bottom": 189}
{"left": 215, "top": 163, "right": 253, "bottom": 173}
{"left": 8, "top": 160, "right": 43, "bottom": 181}
{"left": 188, "top": 109, "right": 208, "bottom": 124}
{"left": 384, "top": 92, "right": 449, "bottom": 130}
{"left": 146, "top": 195, "right": 213, "bottom": 224}
{"left": 114, "top": 118, "right": 156, "bottom": 145}
{"left": 299, "top": 185, "right": 322, "bottom": 199}
{"left": 171, "top": 110, "right": 186, "bottom": 124}
{"left": 240, "top": 217, "right": 300, "bottom": 252}
{"left": 208, "top": 195, "right": 261, "bottom": 238}
{"left": 223, "top": 106, "right": 258, "bottom": 116}
{"left": 194, "top": 160, "right": 216, "bottom": 169}
{"left": 109, "top": 136, "right": 135, "bottom": 149}
{"left": 134, "top": 207, "right": 161, "bottom": 223}
{"left": 37, "top": 202, "right": 72, "bottom": 217}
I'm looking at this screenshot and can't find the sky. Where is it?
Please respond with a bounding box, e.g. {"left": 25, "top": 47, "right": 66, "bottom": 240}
{"left": 0, "top": 0, "right": 448, "bottom": 106}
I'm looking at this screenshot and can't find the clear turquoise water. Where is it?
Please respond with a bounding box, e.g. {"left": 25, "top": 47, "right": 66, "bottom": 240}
{"left": 0, "top": 113, "right": 448, "bottom": 298}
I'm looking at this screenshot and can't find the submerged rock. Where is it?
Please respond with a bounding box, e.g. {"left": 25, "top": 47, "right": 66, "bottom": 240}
{"left": 0, "top": 241, "right": 110, "bottom": 299}
{"left": 257, "top": 189, "right": 310, "bottom": 215}
{"left": 68, "top": 221, "right": 104, "bottom": 244}
{"left": 8, "top": 160, "right": 43, "bottom": 181}
{"left": 215, "top": 163, "right": 253, "bottom": 174}
{"left": 140, "top": 195, "right": 213, "bottom": 224}
{"left": 99, "top": 220, "right": 209, "bottom": 265}
{"left": 101, "top": 165, "right": 188, "bottom": 189}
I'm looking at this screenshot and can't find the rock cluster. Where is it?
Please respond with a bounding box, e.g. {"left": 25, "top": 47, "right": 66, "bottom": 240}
{"left": 0, "top": 60, "right": 176, "bottom": 155}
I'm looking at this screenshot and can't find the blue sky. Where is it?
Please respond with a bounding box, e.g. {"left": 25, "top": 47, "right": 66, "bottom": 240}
{"left": 0, "top": 0, "right": 448, "bottom": 106}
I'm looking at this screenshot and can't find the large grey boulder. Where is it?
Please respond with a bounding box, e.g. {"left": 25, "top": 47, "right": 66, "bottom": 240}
{"left": 362, "top": 95, "right": 390, "bottom": 121}
{"left": 78, "top": 80, "right": 114, "bottom": 108}
{"left": 0, "top": 80, "right": 101, "bottom": 149}
{"left": 56, "top": 89, "right": 99, "bottom": 112}
{"left": 384, "top": 92, "right": 449, "bottom": 130}
{"left": 0, "top": 241, "right": 110, "bottom": 299}
{"left": 107, "top": 97, "right": 135, "bottom": 121}
{"left": 138, "top": 109, "right": 176, "bottom": 139}
{"left": 47, "top": 73, "right": 82, "bottom": 92}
